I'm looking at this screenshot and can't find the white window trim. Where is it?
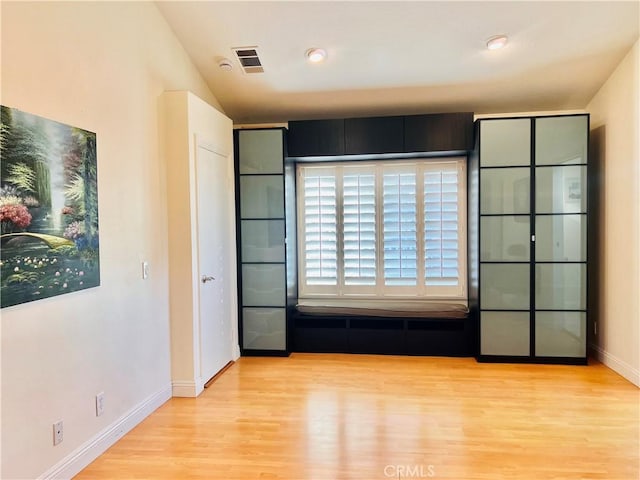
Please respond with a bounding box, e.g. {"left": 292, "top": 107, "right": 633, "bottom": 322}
{"left": 297, "top": 157, "right": 467, "bottom": 301}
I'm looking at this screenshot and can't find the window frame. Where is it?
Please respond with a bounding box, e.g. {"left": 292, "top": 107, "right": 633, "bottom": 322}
{"left": 296, "top": 157, "right": 467, "bottom": 301}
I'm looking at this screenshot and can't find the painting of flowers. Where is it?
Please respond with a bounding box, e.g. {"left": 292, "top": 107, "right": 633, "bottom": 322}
{"left": 1, "top": 106, "right": 99, "bottom": 308}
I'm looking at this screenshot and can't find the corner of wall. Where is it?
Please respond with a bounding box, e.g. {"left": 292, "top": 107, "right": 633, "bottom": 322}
{"left": 586, "top": 38, "right": 640, "bottom": 387}
{"left": 39, "top": 385, "right": 172, "bottom": 480}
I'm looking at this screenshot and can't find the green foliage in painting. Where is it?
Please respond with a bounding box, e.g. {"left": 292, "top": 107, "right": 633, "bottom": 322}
{"left": 6, "top": 162, "right": 37, "bottom": 194}
{"left": 64, "top": 174, "right": 86, "bottom": 216}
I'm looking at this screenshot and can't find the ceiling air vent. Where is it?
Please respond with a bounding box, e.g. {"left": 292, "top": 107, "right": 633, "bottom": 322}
{"left": 233, "top": 47, "right": 264, "bottom": 74}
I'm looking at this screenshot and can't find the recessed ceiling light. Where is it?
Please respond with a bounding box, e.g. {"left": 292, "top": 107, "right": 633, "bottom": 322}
{"left": 486, "top": 35, "right": 508, "bottom": 50}
{"left": 306, "top": 48, "right": 327, "bottom": 63}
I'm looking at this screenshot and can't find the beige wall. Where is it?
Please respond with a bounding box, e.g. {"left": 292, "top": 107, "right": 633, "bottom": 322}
{"left": 587, "top": 39, "right": 640, "bottom": 386}
{"left": 1, "top": 2, "right": 223, "bottom": 478}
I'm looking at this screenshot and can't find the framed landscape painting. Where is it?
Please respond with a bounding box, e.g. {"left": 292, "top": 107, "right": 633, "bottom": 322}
{"left": 1, "top": 106, "right": 100, "bottom": 308}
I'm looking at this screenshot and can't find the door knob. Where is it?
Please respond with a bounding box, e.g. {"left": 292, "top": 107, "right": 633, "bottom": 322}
{"left": 201, "top": 275, "right": 215, "bottom": 283}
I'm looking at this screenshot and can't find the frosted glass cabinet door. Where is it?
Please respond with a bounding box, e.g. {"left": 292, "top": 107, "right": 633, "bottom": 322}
{"left": 241, "top": 220, "right": 285, "bottom": 262}
{"left": 535, "top": 312, "right": 586, "bottom": 357}
{"left": 535, "top": 264, "right": 586, "bottom": 310}
{"left": 481, "top": 312, "right": 530, "bottom": 356}
{"left": 238, "top": 130, "right": 284, "bottom": 174}
{"left": 480, "top": 216, "right": 530, "bottom": 261}
{"left": 477, "top": 114, "right": 588, "bottom": 362}
{"left": 535, "top": 215, "right": 586, "bottom": 262}
{"left": 480, "top": 264, "right": 530, "bottom": 310}
{"left": 242, "top": 307, "right": 286, "bottom": 350}
{"left": 535, "top": 116, "right": 588, "bottom": 165}
{"left": 535, "top": 165, "right": 587, "bottom": 214}
{"left": 240, "top": 176, "right": 284, "bottom": 218}
{"left": 480, "top": 168, "right": 530, "bottom": 214}
{"left": 480, "top": 119, "right": 531, "bottom": 167}
{"left": 242, "top": 264, "right": 286, "bottom": 306}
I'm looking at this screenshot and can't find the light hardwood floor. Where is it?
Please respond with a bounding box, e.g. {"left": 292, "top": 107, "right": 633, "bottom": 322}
{"left": 76, "top": 354, "right": 639, "bottom": 480}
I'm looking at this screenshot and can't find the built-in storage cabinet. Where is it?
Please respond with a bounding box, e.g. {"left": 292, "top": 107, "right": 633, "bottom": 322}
{"left": 287, "top": 112, "right": 474, "bottom": 158}
{"left": 344, "top": 116, "right": 404, "bottom": 154}
{"left": 235, "top": 129, "right": 288, "bottom": 354}
{"left": 287, "top": 119, "right": 345, "bottom": 157}
{"left": 292, "top": 313, "right": 474, "bottom": 356}
{"left": 476, "top": 114, "right": 588, "bottom": 364}
{"left": 404, "top": 113, "right": 475, "bottom": 153}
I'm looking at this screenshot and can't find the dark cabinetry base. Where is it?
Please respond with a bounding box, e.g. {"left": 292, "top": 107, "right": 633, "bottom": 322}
{"left": 292, "top": 313, "right": 475, "bottom": 356}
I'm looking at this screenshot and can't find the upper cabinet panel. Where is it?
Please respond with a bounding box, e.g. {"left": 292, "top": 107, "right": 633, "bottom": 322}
{"left": 405, "top": 112, "right": 474, "bottom": 153}
{"left": 480, "top": 118, "right": 531, "bottom": 167}
{"left": 535, "top": 115, "right": 588, "bottom": 165}
{"left": 287, "top": 113, "right": 474, "bottom": 157}
{"left": 238, "top": 129, "right": 284, "bottom": 174}
{"left": 345, "top": 116, "right": 404, "bottom": 154}
{"left": 287, "top": 119, "right": 345, "bottom": 157}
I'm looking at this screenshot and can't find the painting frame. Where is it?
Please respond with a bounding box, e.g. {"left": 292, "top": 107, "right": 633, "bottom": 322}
{"left": 1, "top": 106, "right": 100, "bottom": 308}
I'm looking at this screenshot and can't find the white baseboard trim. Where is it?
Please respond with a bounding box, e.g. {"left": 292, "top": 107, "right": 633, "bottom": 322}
{"left": 171, "top": 379, "right": 203, "bottom": 398}
{"left": 590, "top": 343, "right": 640, "bottom": 387}
{"left": 233, "top": 343, "right": 241, "bottom": 360}
{"left": 39, "top": 383, "right": 172, "bottom": 480}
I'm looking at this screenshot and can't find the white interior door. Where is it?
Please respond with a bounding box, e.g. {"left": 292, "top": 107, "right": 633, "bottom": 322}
{"left": 196, "top": 142, "right": 233, "bottom": 383}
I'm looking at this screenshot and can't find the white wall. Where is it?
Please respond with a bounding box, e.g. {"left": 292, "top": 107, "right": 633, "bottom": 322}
{"left": 1, "top": 2, "right": 224, "bottom": 478}
{"left": 587, "top": 39, "right": 640, "bottom": 386}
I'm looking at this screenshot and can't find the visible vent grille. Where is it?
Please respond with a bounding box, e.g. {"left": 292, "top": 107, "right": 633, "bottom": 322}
{"left": 233, "top": 47, "right": 264, "bottom": 74}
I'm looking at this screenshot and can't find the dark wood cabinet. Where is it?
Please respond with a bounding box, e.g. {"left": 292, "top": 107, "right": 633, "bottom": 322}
{"left": 287, "top": 112, "right": 474, "bottom": 158}
{"left": 344, "top": 116, "right": 404, "bottom": 154}
{"left": 404, "top": 112, "right": 474, "bottom": 153}
{"left": 292, "top": 312, "right": 474, "bottom": 356}
{"left": 287, "top": 119, "right": 344, "bottom": 157}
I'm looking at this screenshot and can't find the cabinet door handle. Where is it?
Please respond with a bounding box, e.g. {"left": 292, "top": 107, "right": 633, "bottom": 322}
{"left": 201, "top": 275, "right": 215, "bottom": 283}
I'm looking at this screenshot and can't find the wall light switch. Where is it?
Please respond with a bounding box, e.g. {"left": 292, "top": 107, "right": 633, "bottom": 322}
{"left": 142, "top": 261, "right": 150, "bottom": 280}
{"left": 96, "top": 392, "right": 105, "bottom": 416}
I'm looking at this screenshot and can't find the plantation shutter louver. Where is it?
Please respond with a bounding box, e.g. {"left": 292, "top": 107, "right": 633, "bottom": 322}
{"left": 343, "top": 171, "right": 376, "bottom": 285}
{"left": 303, "top": 172, "right": 337, "bottom": 285}
{"left": 383, "top": 169, "right": 417, "bottom": 286}
{"left": 424, "top": 165, "right": 460, "bottom": 286}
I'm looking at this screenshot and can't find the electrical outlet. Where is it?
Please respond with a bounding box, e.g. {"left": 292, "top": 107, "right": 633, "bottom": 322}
{"left": 96, "top": 392, "right": 105, "bottom": 417}
{"left": 53, "top": 420, "right": 63, "bottom": 445}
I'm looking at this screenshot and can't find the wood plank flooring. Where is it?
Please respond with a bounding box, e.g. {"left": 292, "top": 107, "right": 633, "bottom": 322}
{"left": 76, "top": 354, "right": 639, "bottom": 479}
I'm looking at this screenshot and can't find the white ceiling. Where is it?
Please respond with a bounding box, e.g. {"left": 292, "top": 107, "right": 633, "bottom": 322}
{"left": 156, "top": 1, "right": 639, "bottom": 124}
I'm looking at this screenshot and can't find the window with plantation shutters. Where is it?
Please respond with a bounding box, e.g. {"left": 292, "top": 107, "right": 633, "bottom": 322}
{"left": 297, "top": 158, "right": 466, "bottom": 299}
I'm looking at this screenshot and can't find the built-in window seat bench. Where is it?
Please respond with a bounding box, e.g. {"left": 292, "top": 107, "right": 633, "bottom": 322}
{"left": 291, "top": 301, "right": 474, "bottom": 356}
